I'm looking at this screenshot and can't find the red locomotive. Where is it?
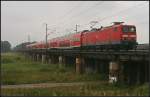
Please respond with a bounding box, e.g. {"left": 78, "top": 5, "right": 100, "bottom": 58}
{"left": 27, "top": 22, "right": 137, "bottom": 50}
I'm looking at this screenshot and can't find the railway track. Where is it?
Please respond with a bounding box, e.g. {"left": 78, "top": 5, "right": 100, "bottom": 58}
{"left": 19, "top": 43, "right": 149, "bottom": 54}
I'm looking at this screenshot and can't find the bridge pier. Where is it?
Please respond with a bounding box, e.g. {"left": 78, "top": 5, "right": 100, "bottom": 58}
{"left": 31, "top": 54, "right": 36, "bottom": 61}
{"left": 34, "top": 54, "right": 37, "bottom": 61}
{"left": 59, "top": 56, "right": 66, "bottom": 68}
{"left": 76, "top": 56, "right": 85, "bottom": 74}
{"left": 47, "top": 55, "right": 52, "bottom": 64}
{"left": 62, "top": 56, "right": 66, "bottom": 66}
{"left": 50, "top": 56, "right": 54, "bottom": 64}
{"left": 42, "top": 54, "right": 46, "bottom": 64}
{"left": 109, "top": 61, "right": 120, "bottom": 83}
{"left": 35, "top": 54, "right": 39, "bottom": 62}
{"left": 33, "top": 54, "right": 37, "bottom": 61}
{"left": 39, "top": 54, "right": 42, "bottom": 62}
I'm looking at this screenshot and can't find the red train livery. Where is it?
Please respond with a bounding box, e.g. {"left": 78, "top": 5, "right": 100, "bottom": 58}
{"left": 27, "top": 22, "right": 137, "bottom": 50}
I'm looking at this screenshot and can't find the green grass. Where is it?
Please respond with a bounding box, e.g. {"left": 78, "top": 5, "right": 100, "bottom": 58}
{"left": 1, "top": 52, "right": 149, "bottom": 96}
{"left": 2, "top": 83, "right": 149, "bottom": 96}
{"left": 1, "top": 52, "right": 104, "bottom": 85}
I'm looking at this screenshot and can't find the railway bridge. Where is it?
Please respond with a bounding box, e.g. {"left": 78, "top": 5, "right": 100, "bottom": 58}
{"left": 20, "top": 45, "right": 149, "bottom": 85}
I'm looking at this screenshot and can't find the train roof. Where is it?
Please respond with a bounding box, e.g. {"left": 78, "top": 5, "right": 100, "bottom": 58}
{"left": 29, "top": 22, "right": 135, "bottom": 45}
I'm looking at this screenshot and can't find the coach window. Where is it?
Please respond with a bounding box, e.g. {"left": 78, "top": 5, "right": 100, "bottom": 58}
{"left": 114, "top": 27, "right": 117, "bottom": 32}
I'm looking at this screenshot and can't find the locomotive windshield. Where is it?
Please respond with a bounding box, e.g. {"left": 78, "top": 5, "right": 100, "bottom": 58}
{"left": 122, "top": 26, "right": 136, "bottom": 33}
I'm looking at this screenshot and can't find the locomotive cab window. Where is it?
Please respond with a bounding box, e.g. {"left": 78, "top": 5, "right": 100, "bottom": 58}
{"left": 122, "top": 26, "right": 136, "bottom": 33}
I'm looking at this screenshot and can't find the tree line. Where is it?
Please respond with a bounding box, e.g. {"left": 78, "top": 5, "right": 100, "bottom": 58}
{"left": 1, "top": 40, "right": 36, "bottom": 53}
{"left": 1, "top": 41, "right": 11, "bottom": 53}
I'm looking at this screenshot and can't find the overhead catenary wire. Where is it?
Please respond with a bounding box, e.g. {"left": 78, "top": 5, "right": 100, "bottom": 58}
{"left": 90, "top": 1, "right": 148, "bottom": 27}
{"left": 66, "top": 1, "right": 104, "bottom": 21}
{"left": 54, "top": 1, "right": 105, "bottom": 36}
{"left": 54, "top": 1, "right": 148, "bottom": 37}
{"left": 47, "top": 2, "right": 88, "bottom": 38}
{"left": 53, "top": 1, "right": 86, "bottom": 27}
{"left": 57, "top": 1, "right": 104, "bottom": 30}
{"left": 73, "top": 1, "right": 149, "bottom": 31}
{"left": 52, "top": 2, "right": 102, "bottom": 28}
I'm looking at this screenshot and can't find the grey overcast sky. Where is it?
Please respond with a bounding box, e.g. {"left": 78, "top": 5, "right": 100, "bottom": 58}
{"left": 1, "top": 1, "right": 149, "bottom": 47}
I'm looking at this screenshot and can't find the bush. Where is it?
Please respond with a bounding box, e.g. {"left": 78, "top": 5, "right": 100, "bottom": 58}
{"left": 1, "top": 56, "right": 14, "bottom": 64}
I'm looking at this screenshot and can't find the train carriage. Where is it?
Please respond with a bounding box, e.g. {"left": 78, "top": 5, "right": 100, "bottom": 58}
{"left": 70, "top": 32, "right": 82, "bottom": 48}
{"left": 26, "top": 22, "right": 137, "bottom": 50}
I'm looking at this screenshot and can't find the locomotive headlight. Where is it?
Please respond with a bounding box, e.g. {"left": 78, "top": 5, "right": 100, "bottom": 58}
{"left": 131, "top": 27, "right": 135, "bottom": 32}
{"left": 122, "top": 35, "right": 128, "bottom": 37}
{"left": 130, "top": 35, "right": 136, "bottom": 37}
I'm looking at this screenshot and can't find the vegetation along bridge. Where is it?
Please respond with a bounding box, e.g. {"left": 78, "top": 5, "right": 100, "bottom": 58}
{"left": 19, "top": 44, "right": 149, "bottom": 85}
